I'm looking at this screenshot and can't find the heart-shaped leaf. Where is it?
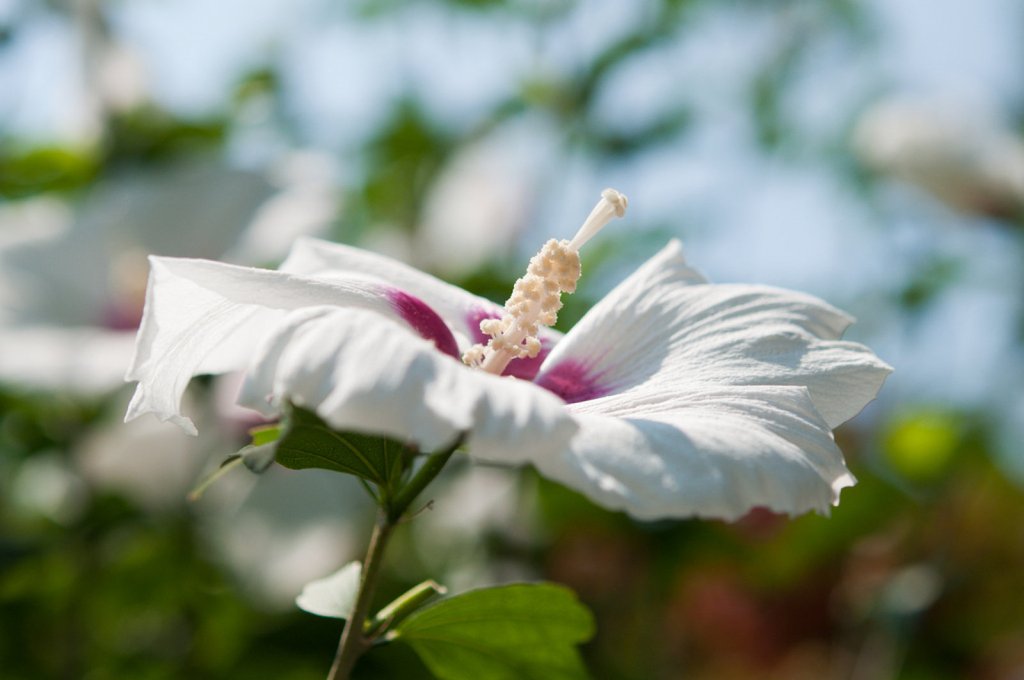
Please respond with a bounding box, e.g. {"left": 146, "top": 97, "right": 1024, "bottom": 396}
{"left": 392, "top": 583, "right": 595, "bottom": 680}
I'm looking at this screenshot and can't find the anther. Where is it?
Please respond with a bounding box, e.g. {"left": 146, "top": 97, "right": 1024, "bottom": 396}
{"left": 464, "top": 188, "right": 628, "bottom": 376}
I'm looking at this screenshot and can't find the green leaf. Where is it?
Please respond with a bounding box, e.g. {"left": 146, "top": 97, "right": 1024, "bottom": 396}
{"left": 392, "top": 583, "right": 595, "bottom": 680}
{"left": 295, "top": 561, "right": 362, "bottom": 619}
{"left": 273, "top": 405, "right": 409, "bottom": 489}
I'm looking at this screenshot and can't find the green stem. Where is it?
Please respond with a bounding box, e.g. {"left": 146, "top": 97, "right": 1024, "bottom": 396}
{"left": 187, "top": 456, "right": 244, "bottom": 502}
{"left": 325, "top": 433, "right": 464, "bottom": 679}
{"left": 388, "top": 433, "right": 464, "bottom": 523}
{"left": 327, "top": 513, "right": 392, "bottom": 680}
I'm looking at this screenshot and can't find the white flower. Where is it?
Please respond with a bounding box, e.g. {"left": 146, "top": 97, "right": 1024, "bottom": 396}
{"left": 853, "top": 97, "right": 1024, "bottom": 218}
{"left": 413, "top": 119, "right": 555, "bottom": 277}
{"left": 125, "top": 190, "right": 890, "bottom": 521}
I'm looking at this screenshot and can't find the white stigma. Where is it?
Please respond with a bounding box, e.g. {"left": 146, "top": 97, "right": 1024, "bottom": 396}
{"left": 463, "top": 188, "right": 628, "bottom": 376}
{"left": 569, "top": 188, "right": 628, "bottom": 251}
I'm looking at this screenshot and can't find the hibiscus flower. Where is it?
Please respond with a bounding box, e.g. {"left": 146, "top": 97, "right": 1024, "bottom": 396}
{"left": 125, "top": 189, "right": 890, "bottom": 521}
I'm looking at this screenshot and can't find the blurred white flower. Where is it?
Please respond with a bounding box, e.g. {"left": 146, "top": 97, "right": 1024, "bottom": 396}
{"left": 0, "top": 197, "right": 71, "bottom": 320}
{"left": 75, "top": 392, "right": 212, "bottom": 512}
{"left": 225, "top": 151, "right": 338, "bottom": 265}
{"left": 854, "top": 97, "right": 1024, "bottom": 218}
{"left": 0, "top": 152, "right": 343, "bottom": 607}
{"left": 10, "top": 452, "right": 88, "bottom": 524}
{"left": 72, "top": 387, "right": 367, "bottom": 608}
{"left": 125, "top": 191, "right": 889, "bottom": 521}
{"left": 0, "top": 154, "right": 337, "bottom": 394}
{"left": 415, "top": 120, "right": 554, "bottom": 277}
{"left": 207, "top": 466, "right": 368, "bottom": 609}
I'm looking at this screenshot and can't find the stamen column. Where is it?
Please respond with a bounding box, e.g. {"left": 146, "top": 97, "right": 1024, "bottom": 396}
{"left": 464, "top": 188, "right": 628, "bottom": 376}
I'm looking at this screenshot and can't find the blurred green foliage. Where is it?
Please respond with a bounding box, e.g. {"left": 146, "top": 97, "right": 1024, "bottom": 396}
{"left": 883, "top": 410, "right": 963, "bottom": 483}
{"left": 0, "top": 148, "right": 99, "bottom": 199}
{"left": 352, "top": 100, "right": 455, "bottom": 238}
{"left": 1, "top": 493, "right": 338, "bottom": 679}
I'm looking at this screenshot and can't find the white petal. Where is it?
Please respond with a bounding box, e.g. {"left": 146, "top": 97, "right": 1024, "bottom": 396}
{"left": 238, "top": 307, "right": 577, "bottom": 461}
{"left": 280, "top": 237, "right": 563, "bottom": 347}
{"left": 124, "top": 256, "right": 415, "bottom": 434}
{"left": 538, "top": 240, "right": 890, "bottom": 428}
{"left": 535, "top": 385, "right": 855, "bottom": 521}
{"left": 295, "top": 561, "right": 362, "bottom": 619}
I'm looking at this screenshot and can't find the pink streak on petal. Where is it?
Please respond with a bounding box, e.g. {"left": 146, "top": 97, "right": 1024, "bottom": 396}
{"left": 533, "top": 359, "right": 610, "bottom": 404}
{"left": 502, "top": 345, "right": 551, "bottom": 380}
{"left": 386, "top": 288, "right": 460, "bottom": 359}
{"left": 466, "top": 306, "right": 550, "bottom": 380}
{"left": 466, "top": 306, "right": 500, "bottom": 345}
